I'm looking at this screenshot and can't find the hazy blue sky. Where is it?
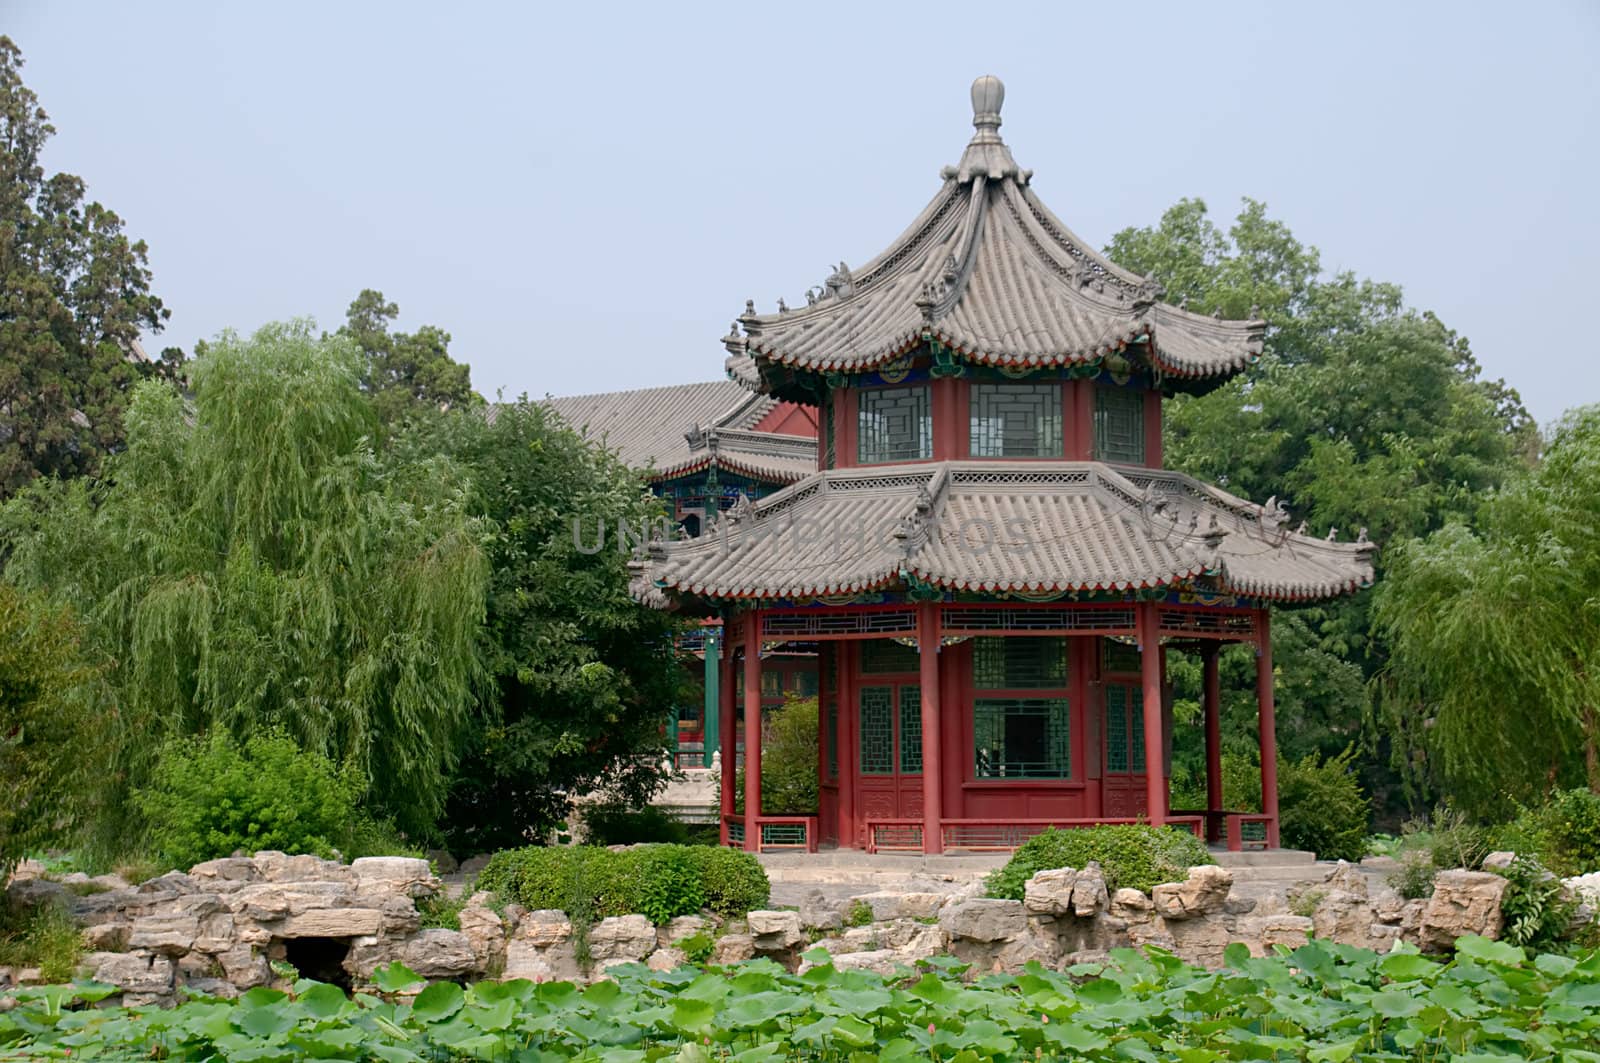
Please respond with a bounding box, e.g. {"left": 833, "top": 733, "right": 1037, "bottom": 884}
{"left": 10, "top": 1, "right": 1599, "bottom": 424}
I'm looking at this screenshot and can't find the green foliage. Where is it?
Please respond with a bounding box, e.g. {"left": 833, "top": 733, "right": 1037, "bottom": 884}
{"left": 0, "top": 36, "right": 179, "bottom": 501}
{"left": 844, "top": 900, "right": 874, "bottom": 928}
{"left": 337, "top": 289, "right": 480, "bottom": 426}
{"left": 677, "top": 931, "right": 714, "bottom": 964}
{"left": 735, "top": 695, "right": 820, "bottom": 814}
{"left": 1398, "top": 805, "right": 1498, "bottom": 872}
{"left": 416, "top": 890, "right": 467, "bottom": 932}
{"left": 1, "top": 321, "right": 489, "bottom": 842}
{"left": 478, "top": 843, "right": 769, "bottom": 922}
{"left": 985, "top": 825, "right": 1213, "bottom": 899}
{"left": 1386, "top": 851, "right": 1438, "bottom": 901}
{"left": 1169, "top": 749, "right": 1262, "bottom": 814}
{"left": 9, "top": 939, "right": 1600, "bottom": 1060}
{"left": 134, "top": 730, "right": 372, "bottom": 868}
{"left": 1509, "top": 788, "right": 1600, "bottom": 877}
{"left": 0, "top": 586, "right": 105, "bottom": 874}
{"left": 399, "top": 396, "right": 686, "bottom": 852}
{"left": 1493, "top": 856, "right": 1579, "bottom": 952}
{"left": 1374, "top": 407, "right": 1600, "bottom": 814}
{"left": 0, "top": 894, "right": 81, "bottom": 984}
{"left": 1277, "top": 748, "right": 1370, "bottom": 861}
{"left": 582, "top": 803, "right": 692, "bottom": 846}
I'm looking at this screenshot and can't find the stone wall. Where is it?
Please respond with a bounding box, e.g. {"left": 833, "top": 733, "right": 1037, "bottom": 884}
{"left": 0, "top": 852, "right": 1533, "bottom": 1005}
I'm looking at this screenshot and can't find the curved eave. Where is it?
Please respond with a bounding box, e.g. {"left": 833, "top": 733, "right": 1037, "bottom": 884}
{"left": 648, "top": 454, "right": 812, "bottom": 487}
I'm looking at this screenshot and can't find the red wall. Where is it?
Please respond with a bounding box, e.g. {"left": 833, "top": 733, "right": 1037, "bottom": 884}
{"left": 751, "top": 401, "right": 818, "bottom": 438}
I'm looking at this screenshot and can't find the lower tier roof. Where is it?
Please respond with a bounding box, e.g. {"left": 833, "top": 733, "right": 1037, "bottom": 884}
{"left": 631, "top": 461, "right": 1375, "bottom": 607}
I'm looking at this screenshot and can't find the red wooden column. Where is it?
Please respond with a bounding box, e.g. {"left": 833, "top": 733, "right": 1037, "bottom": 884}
{"left": 742, "top": 610, "right": 763, "bottom": 852}
{"left": 918, "top": 603, "right": 944, "bottom": 854}
{"left": 718, "top": 633, "right": 737, "bottom": 844}
{"left": 1137, "top": 602, "right": 1167, "bottom": 826}
{"left": 1201, "top": 643, "right": 1223, "bottom": 842}
{"left": 1255, "top": 609, "right": 1281, "bottom": 847}
{"left": 837, "top": 641, "right": 856, "bottom": 848}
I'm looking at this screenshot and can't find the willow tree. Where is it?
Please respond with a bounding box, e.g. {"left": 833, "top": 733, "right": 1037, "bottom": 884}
{"left": 1374, "top": 406, "right": 1600, "bottom": 815}
{"left": 0, "top": 321, "right": 488, "bottom": 839}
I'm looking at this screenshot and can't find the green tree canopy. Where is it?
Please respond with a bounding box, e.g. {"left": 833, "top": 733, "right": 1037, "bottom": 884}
{"left": 392, "top": 397, "right": 686, "bottom": 853}
{"left": 1, "top": 321, "right": 488, "bottom": 839}
{"left": 0, "top": 585, "right": 106, "bottom": 873}
{"left": 1374, "top": 406, "right": 1600, "bottom": 815}
{"left": 0, "top": 36, "right": 178, "bottom": 500}
{"left": 337, "top": 289, "right": 480, "bottom": 426}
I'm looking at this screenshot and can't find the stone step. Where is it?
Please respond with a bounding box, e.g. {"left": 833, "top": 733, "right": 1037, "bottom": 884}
{"left": 1211, "top": 848, "right": 1318, "bottom": 868}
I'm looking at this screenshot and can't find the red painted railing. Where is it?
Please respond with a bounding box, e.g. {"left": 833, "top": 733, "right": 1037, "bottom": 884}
{"left": 866, "top": 816, "right": 1207, "bottom": 854}
{"left": 1170, "top": 809, "right": 1277, "bottom": 851}
{"left": 722, "top": 814, "right": 819, "bottom": 853}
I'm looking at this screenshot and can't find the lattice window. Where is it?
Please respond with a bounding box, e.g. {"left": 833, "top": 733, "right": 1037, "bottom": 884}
{"left": 1094, "top": 386, "right": 1146, "bottom": 464}
{"left": 1104, "top": 684, "right": 1146, "bottom": 774}
{"left": 1102, "top": 638, "right": 1143, "bottom": 674}
{"left": 973, "top": 698, "right": 1070, "bottom": 779}
{"left": 973, "top": 637, "right": 1068, "bottom": 688}
{"left": 760, "top": 822, "right": 808, "bottom": 848}
{"left": 763, "top": 610, "right": 918, "bottom": 638}
{"left": 970, "top": 383, "right": 1064, "bottom": 458}
{"left": 941, "top": 606, "right": 1136, "bottom": 633}
{"left": 859, "top": 687, "right": 894, "bottom": 774}
{"left": 858, "top": 386, "right": 931, "bottom": 463}
{"left": 760, "top": 670, "right": 783, "bottom": 697}
{"left": 899, "top": 686, "right": 922, "bottom": 774}
{"left": 795, "top": 670, "right": 819, "bottom": 698}
{"left": 860, "top": 638, "right": 921, "bottom": 674}
{"left": 826, "top": 700, "right": 838, "bottom": 779}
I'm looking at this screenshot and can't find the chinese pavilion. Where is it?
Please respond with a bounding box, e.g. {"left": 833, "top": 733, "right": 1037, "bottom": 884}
{"left": 632, "top": 77, "right": 1375, "bottom": 854}
{"left": 543, "top": 381, "right": 819, "bottom": 765}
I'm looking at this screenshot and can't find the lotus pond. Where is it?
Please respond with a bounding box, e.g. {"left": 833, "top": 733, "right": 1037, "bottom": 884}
{"left": 3, "top": 936, "right": 1598, "bottom": 1061}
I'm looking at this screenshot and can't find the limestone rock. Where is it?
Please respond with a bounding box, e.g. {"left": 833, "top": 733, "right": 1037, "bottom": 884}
{"left": 797, "top": 890, "right": 843, "bottom": 931}
{"left": 351, "top": 857, "right": 437, "bottom": 899}
{"left": 94, "top": 953, "right": 175, "bottom": 995}
{"left": 1152, "top": 865, "right": 1233, "bottom": 920}
{"left": 215, "top": 945, "right": 270, "bottom": 988}
{"left": 1072, "top": 864, "right": 1110, "bottom": 916}
{"left": 646, "top": 947, "right": 687, "bottom": 971}
{"left": 1322, "top": 861, "right": 1370, "bottom": 898}
{"left": 996, "top": 924, "right": 1062, "bottom": 970}
{"left": 827, "top": 948, "right": 901, "bottom": 976}
{"left": 1166, "top": 918, "right": 1232, "bottom": 968}
{"left": 517, "top": 910, "right": 572, "bottom": 948}
{"left": 939, "top": 898, "right": 1026, "bottom": 943}
{"left": 82, "top": 922, "right": 130, "bottom": 952}
{"left": 128, "top": 914, "right": 200, "bottom": 955}
{"left": 1481, "top": 851, "right": 1516, "bottom": 871}
{"left": 710, "top": 933, "right": 755, "bottom": 964}
{"left": 1109, "top": 888, "right": 1155, "bottom": 922}
{"left": 746, "top": 909, "right": 804, "bottom": 950}
{"left": 135, "top": 872, "right": 196, "bottom": 896}
{"left": 457, "top": 903, "right": 506, "bottom": 968}
{"left": 276, "top": 908, "right": 383, "bottom": 938}
{"left": 252, "top": 852, "right": 352, "bottom": 884}
{"left": 1023, "top": 868, "right": 1078, "bottom": 917}
{"left": 458, "top": 854, "right": 493, "bottom": 876}
{"left": 589, "top": 915, "right": 656, "bottom": 962}
{"left": 403, "top": 929, "right": 478, "bottom": 977}
{"left": 851, "top": 891, "right": 944, "bottom": 922}
{"left": 664, "top": 915, "right": 711, "bottom": 942}
{"left": 1421, "top": 870, "right": 1508, "bottom": 951}
{"left": 1311, "top": 889, "right": 1374, "bottom": 947}
{"left": 503, "top": 939, "right": 579, "bottom": 983}
{"left": 1235, "top": 914, "right": 1313, "bottom": 956}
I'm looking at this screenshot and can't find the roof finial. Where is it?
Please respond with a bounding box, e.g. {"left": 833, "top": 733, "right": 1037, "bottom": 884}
{"left": 971, "top": 75, "right": 1005, "bottom": 133}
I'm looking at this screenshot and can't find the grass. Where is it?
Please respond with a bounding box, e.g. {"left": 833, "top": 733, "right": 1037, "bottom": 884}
{"left": 417, "top": 889, "right": 467, "bottom": 931}
{"left": 0, "top": 897, "right": 83, "bottom": 983}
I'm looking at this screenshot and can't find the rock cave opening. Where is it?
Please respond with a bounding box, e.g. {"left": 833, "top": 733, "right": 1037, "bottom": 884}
{"left": 282, "top": 936, "right": 353, "bottom": 991}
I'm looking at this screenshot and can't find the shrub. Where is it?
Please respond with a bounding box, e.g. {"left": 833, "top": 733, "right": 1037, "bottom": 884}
{"left": 1403, "top": 806, "right": 1496, "bottom": 871}
{"left": 582, "top": 803, "right": 690, "bottom": 846}
{"left": 1387, "top": 850, "right": 1438, "bottom": 900}
{"left": 0, "top": 894, "right": 82, "bottom": 984}
{"left": 479, "top": 844, "right": 768, "bottom": 922}
{"left": 1169, "top": 750, "right": 1263, "bottom": 814}
{"left": 1277, "top": 748, "right": 1370, "bottom": 862}
{"left": 985, "top": 824, "right": 1213, "bottom": 899}
{"left": 1492, "top": 855, "right": 1578, "bottom": 951}
{"left": 134, "top": 730, "right": 367, "bottom": 869}
{"left": 735, "top": 696, "right": 820, "bottom": 814}
{"left": 1511, "top": 788, "right": 1600, "bottom": 877}
{"left": 844, "top": 900, "right": 874, "bottom": 928}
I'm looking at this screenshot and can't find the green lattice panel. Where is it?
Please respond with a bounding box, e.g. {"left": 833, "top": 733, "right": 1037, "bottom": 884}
{"left": 972, "top": 698, "right": 1070, "bottom": 779}
{"left": 1105, "top": 685, "right": 1129, "bottom": 773}
{"left": 760, "top": 822, "right": 807, "bottom": 848}
{"left": 973, "top": 637, "right": 1068, "bottom": 688}
{"left": 858, "top": 385, "right": 932, "bottom": 463}
{"left": 1130, "top": 686, "right": 1146, "bottom": 773}
{"left": 826, "top": 700, "right": 838, "bottom": 779}
{"left": 727, "top": 820, "right": 745, "bottom": 845}
{"left": 970, "top": 383, "right": 1064, "bottom": 457}
{"left": 1095, "top": 386, "right": 1145, "bottom": 464}
{"left": 899, "top": 685, "right": 922, "bottom": 774}
{"left": 1102, "top": 638, "right": 1143, "bottom": 675}
{"left": 859, "top": 687, "right": 894, "bottom": 775}
{"left": 860, "top": 638, "right": 920, "bottom": 674}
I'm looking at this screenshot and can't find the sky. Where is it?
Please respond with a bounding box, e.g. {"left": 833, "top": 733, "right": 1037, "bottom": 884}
{"left": 9, "top": 1, "right": 1600, "bottom": 426}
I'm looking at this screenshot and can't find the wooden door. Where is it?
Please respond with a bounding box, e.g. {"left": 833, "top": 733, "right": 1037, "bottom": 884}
{"left": 1101, "top": 681, "right": 1149, "bottom": 818}
{"left": 855, "top": 683, "right": 922, "bottom": 842}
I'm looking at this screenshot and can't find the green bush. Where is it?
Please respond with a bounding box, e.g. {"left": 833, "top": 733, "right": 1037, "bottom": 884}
{"left": 0, "top": 894, "right": 82, "bottom": 984}
{"left": 735, "top": 696, "right": 819, "bottom": 814}
{"left": 134, "top": 730, "right": 374, "bottom": 869}
{"left": 1511, "top": 788, "right": 1600, "bottom": 877}
{"left": 1386, "top": 850, "right": 1438, "bottom": 900}
{"left": 479, "top": 844, "right": 768, "bottom": 922}
{"left": 1492, "top": 855, "right": 1578, "bottom": 951}
{"left": 1401, "top": 806, "right": 1497, "bottom": 871}
{"left": 582, "top": 804, "right": 690, "bottom": 846}
{"left": 985, "top": 824, "right": 1213, "bottom": 899}
{"left": 1168, "top": 750, "right": 1263, "bottom": 814}
{"left": 1277, "top": 748, "right": 1370, "bottom": 862}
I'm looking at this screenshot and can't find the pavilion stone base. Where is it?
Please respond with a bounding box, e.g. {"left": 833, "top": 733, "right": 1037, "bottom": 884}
{"left": 2, "top": 855, "right": 1548, "bottom": 1003}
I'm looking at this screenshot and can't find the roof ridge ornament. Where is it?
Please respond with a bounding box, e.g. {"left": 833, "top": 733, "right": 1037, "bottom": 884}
{"left": 955, "top": 75, "right": 1020, "bottom": 183}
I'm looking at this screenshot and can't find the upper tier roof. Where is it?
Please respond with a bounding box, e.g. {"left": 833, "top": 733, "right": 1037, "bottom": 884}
{"left": 723, "top": 76, "right": 1264, "bottom": 390}
{"left": 539, "top": 380, "right": 815, "bottom": 485}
